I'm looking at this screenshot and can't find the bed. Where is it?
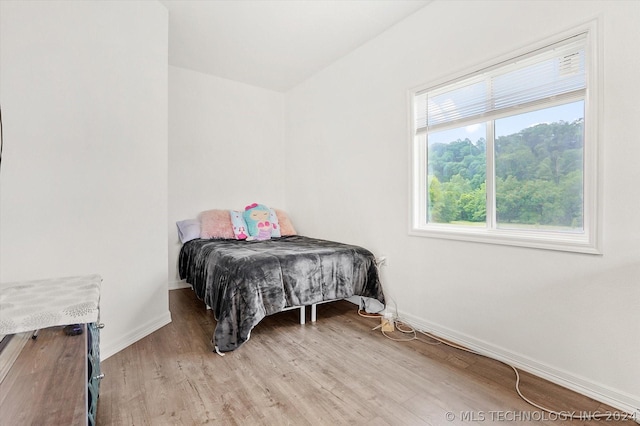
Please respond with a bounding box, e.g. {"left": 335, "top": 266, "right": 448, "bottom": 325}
{"left": 179, "top": 235, "right": 384, "bottom": 352}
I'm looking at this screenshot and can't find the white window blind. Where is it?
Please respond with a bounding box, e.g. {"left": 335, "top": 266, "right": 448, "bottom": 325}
{"left": 415, "top": 33, "right": 587, "bottom": 134}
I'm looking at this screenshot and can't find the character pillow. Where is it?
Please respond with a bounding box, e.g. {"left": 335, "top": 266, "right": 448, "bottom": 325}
{"left": 229, "top": 210, "right": 249, "bottom": 240}
{"left": 243, "top": 203, "right": 275, "bottom": 241}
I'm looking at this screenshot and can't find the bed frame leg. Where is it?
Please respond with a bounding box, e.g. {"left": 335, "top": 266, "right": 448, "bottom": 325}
{"left": 311, "top": 304, "right": 317, "bottom": 322}
{"left": 299, "top": 306, "right": 305, "bottom": 324}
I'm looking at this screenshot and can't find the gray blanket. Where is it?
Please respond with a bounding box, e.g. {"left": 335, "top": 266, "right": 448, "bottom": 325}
{"left": 179, "top": 236, "right": 384, "bottom": 352}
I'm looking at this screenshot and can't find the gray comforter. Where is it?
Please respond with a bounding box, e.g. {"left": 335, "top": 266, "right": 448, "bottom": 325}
{"left": 179, "top": 235, "right": 384, "bottom": 352}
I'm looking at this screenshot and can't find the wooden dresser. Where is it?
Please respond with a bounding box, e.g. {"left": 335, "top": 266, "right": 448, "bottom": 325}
{"left": 0, "top": 275, "right": 102, "bottom": 425}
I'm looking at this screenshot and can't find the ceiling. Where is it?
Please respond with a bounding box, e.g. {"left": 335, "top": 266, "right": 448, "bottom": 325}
{"left": 161, "top": 0, "right": 431, "bottom": 92}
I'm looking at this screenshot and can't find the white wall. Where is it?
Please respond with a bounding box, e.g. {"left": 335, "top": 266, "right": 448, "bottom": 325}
{"left": 0, "top": 0, "right": 169, "bottom": 359}
{"left": 168, "top": 66, "right": 285, "bottom": 286}
{"left": 286, "top": 0, "right": 639, "bottom": 412}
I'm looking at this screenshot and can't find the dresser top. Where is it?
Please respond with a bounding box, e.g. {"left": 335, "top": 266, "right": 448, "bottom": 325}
{"left": 0, "top": 274, "right": 101, "bottom": 335}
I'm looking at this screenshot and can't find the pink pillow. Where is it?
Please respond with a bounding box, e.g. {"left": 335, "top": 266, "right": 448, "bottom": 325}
{"left": 274, "top": 209, "right": 297, "bottom": 236}
{"left": 199, "top": 209, "right": 234, "bottom": 239}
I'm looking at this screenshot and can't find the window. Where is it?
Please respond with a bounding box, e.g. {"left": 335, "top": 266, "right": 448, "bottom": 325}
{"left": 410, "top": 25, "right": 600, "bottom": 253}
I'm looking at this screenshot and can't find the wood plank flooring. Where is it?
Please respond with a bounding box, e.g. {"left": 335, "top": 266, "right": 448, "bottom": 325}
{"left": 97, "top": 289, "right": 631, "bottom": 425}
{"left": 0, "top": 328, "right": 86, "bottom": 425}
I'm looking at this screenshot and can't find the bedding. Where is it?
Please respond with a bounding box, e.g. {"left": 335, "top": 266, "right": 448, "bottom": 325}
{"left": 179, "top": 235, "right": 384, "bottom": 352}
{"left": 268, "top": 209, "right": 281, "bottom": 237}
{"left": 274, "top": 209, "right": 296, "bottom": 236}
{"left": 199, "top": 209, "right": 235, "bottom": 239}
{"left": 176, "top": 219, "right": 201, "bottom": 243}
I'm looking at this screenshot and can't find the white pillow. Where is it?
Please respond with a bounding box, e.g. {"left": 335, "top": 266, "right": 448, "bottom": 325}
{"left": 176, "top": 219, "right": 201, "bottom": 243}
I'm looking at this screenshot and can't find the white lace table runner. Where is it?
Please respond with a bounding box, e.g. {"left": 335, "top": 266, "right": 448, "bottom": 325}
{"left": 0, "top": 275, "right": 101, "bottom": 335}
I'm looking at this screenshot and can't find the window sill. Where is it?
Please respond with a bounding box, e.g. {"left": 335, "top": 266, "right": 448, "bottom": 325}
{"left": 409, "top": 225, "right": 601, "bottom": 255}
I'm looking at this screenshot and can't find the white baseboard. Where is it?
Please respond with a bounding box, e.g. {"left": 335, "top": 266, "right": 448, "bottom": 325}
{"left": 397, "top": 309, "right": 640, "bottom": 417}
{"left": 169, "top": 279, "right": 190, "bottom": 290}
{"left": 100, "top": 310, "right": 172, "bottom": 361}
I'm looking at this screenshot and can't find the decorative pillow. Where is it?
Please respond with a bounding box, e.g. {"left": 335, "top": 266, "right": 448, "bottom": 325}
{"left": 269, "top": 208, "right": 281, "bottom": 238}
{"left": 274, "top": 209, "right": 297, "bottom": 236}
{"left": 243, "top": 203, "right": 273, "bottom": 241}
{"left": 199, "top": 209, "right": 235, "bottom": 239}
{"left": 176, "top": 219, "right": 201, "bottom": 243}
{"left": 230, "top": 210, "right": 249, "bottom": 240}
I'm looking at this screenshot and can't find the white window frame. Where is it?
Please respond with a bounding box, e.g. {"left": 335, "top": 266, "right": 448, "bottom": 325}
{"left": 409, "top": 21, "right": 602, "bottom": 254}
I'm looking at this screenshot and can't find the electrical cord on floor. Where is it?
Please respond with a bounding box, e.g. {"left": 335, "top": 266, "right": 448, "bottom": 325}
{"left": 358, "top": 306, "right": 637, "bottom": 422}
{"left": 357, "top": 309, "right": 382, "bottom": 319}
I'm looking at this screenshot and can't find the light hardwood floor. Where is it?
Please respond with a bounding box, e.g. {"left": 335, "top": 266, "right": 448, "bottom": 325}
{"left": 97, "top": 289, "right": 630, "bottom": 425}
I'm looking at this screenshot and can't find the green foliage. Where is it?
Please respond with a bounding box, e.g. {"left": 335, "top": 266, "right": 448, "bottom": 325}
{"left": 427, "top": 119, "right": 583, "bottom": 228}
